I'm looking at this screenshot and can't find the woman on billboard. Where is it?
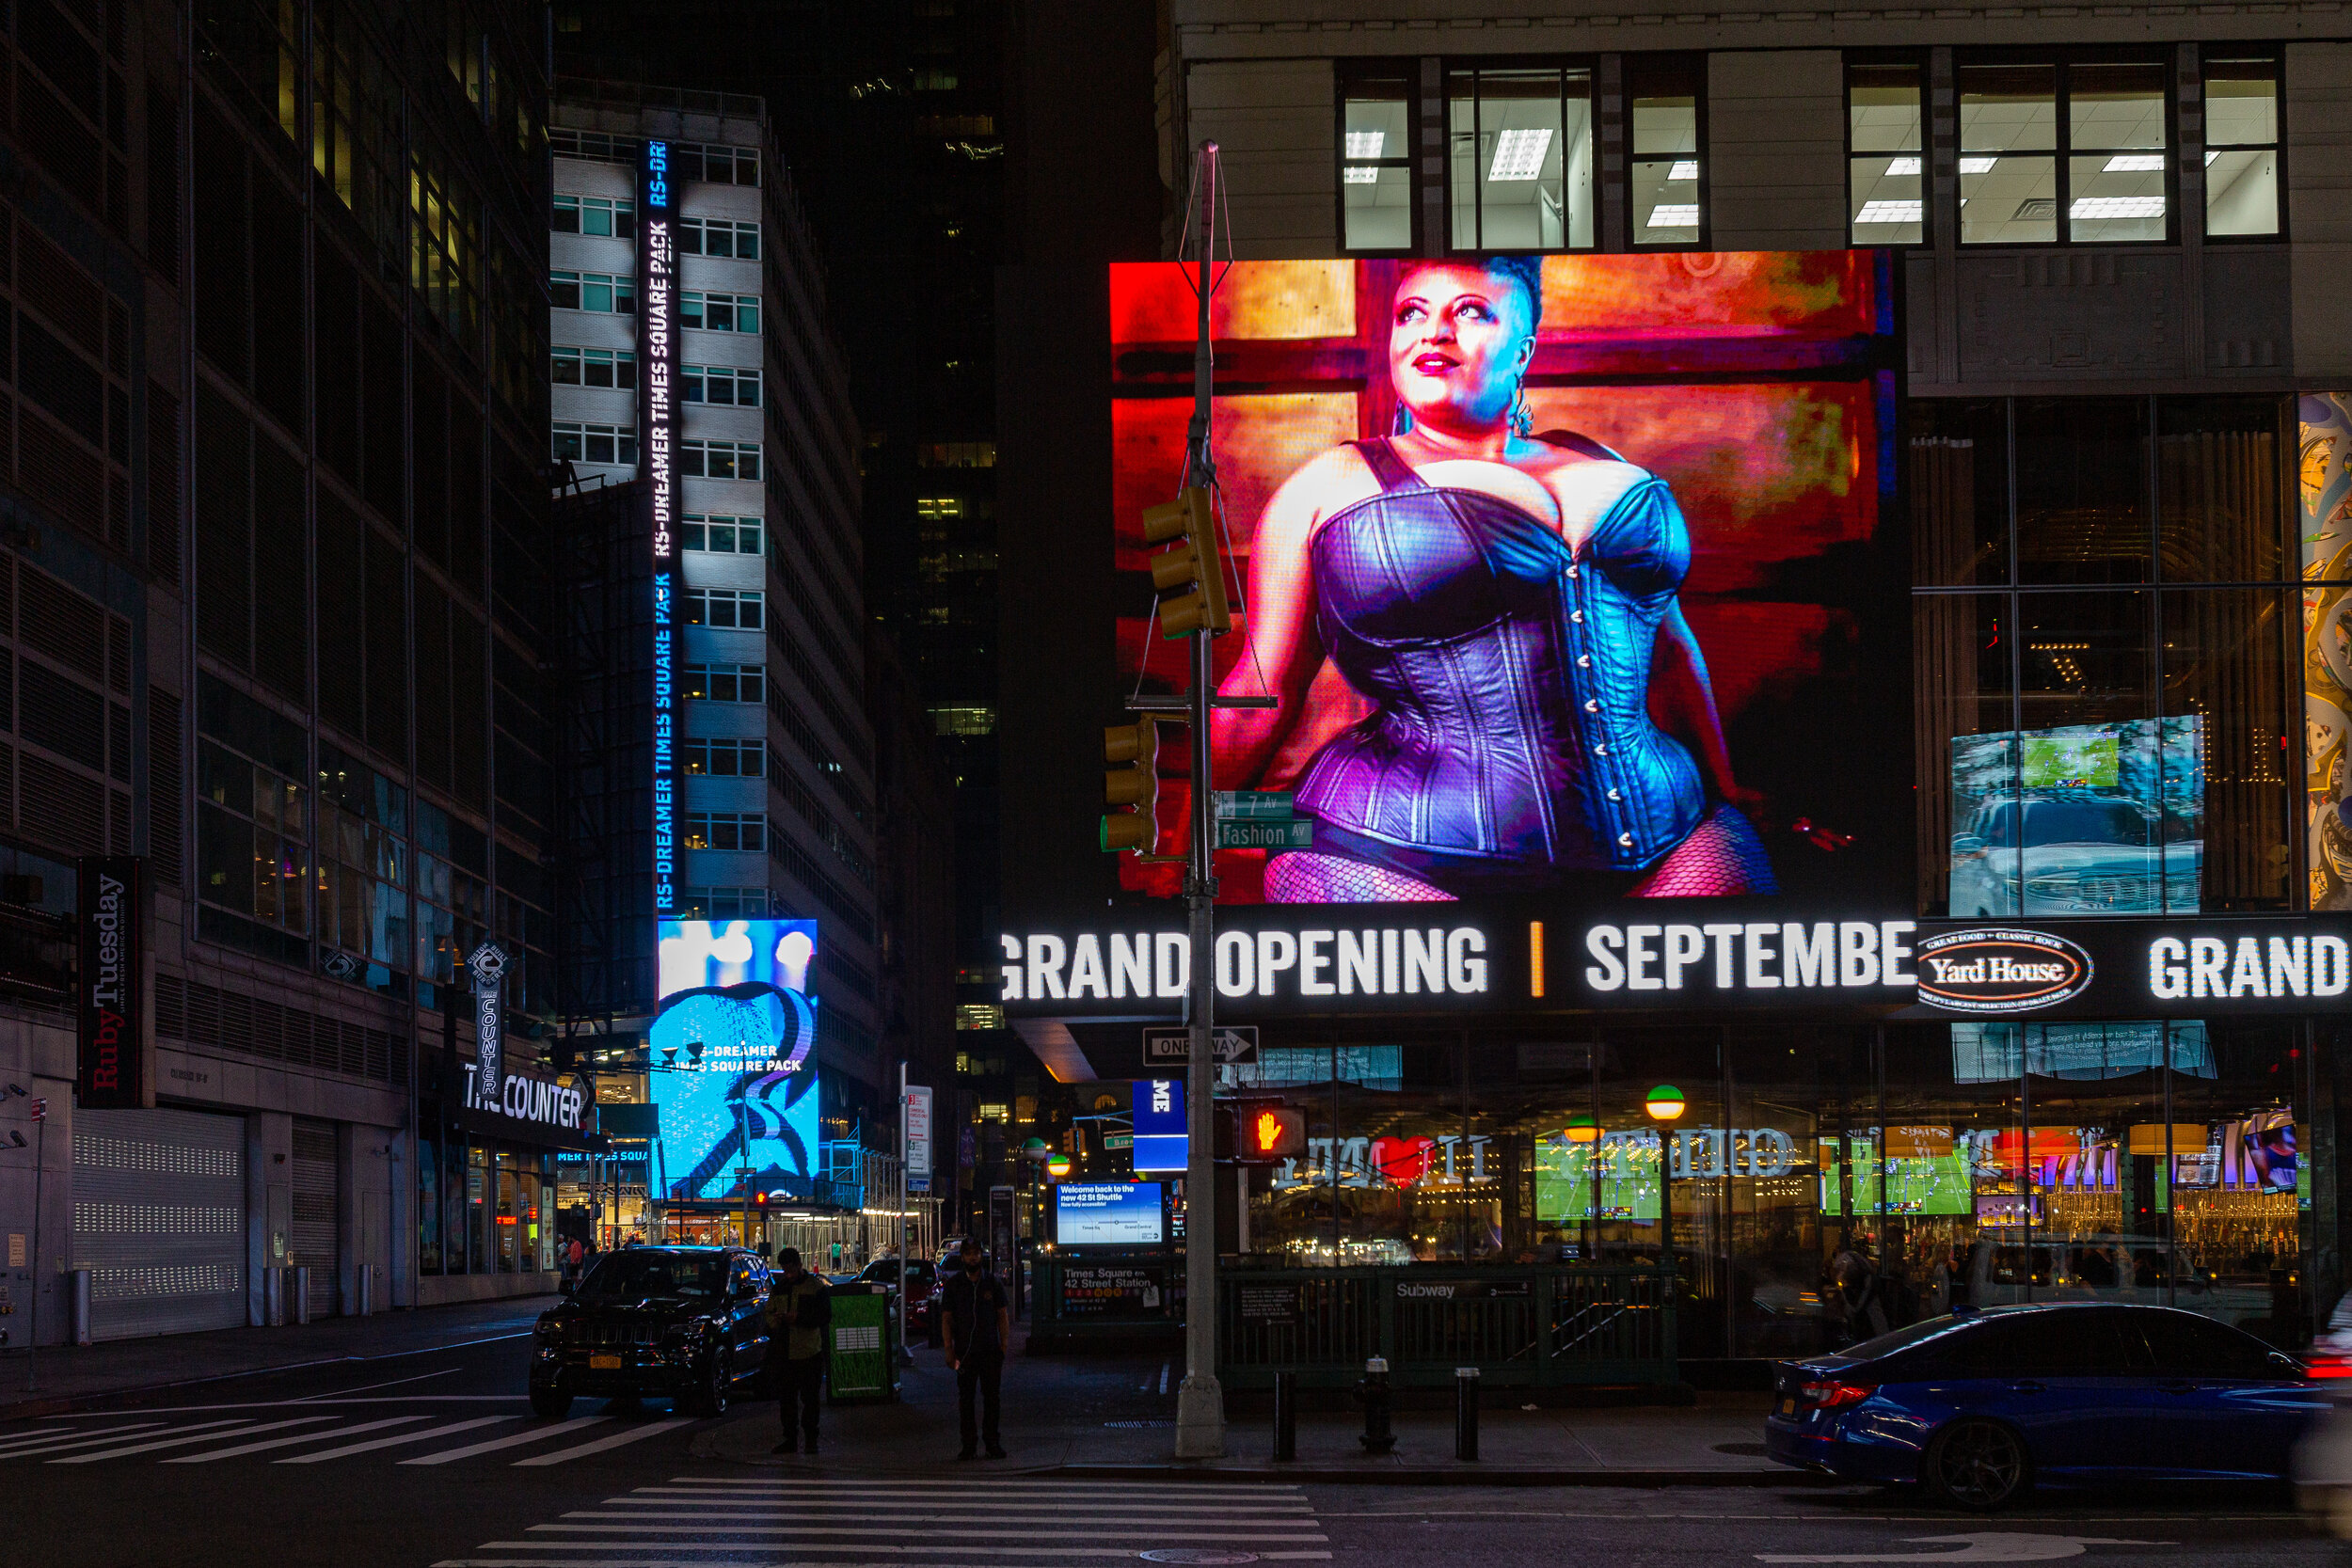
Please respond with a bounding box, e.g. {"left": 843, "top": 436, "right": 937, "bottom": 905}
{"left": 1215, "top": 256, "right": 1772, "bottom": 903}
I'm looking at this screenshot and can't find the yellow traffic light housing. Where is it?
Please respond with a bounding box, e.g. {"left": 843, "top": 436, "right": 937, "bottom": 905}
{"left": 1142, "top": 487, "right": 1232, "bottom": 639}
{"left": 1101, "top": 717, "right": 1159, "bottom": 853}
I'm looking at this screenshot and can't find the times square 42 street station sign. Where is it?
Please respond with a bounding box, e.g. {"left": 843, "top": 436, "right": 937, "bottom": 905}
{"left": 998, "top": 906, "right": 2352, "bottom": 1021}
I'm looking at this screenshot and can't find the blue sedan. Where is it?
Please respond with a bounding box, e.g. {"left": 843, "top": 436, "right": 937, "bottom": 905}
{"left": 1765, "top": 1302, "right": 2322, "bottom": 1508}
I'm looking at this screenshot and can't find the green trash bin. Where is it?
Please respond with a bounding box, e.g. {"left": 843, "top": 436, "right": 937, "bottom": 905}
{"left": 826, "top": 1283, "right": 898, "bottom": 1402}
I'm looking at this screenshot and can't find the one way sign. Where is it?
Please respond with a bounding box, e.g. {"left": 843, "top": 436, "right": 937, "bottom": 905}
{"left": 1142, "top": 1026, "right": 1260, "bottom": 1067}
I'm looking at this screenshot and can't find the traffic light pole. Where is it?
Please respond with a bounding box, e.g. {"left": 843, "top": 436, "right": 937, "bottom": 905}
{"left": 1173, "top": 139, "right": 1225, "bottom": 1463}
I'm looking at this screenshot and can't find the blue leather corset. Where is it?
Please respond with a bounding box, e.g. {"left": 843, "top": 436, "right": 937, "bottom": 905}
{"left": 1291, "top": 437, "right": 1706, "bottom": 881}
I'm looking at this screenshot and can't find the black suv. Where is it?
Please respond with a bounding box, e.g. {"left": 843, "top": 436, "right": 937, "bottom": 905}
{"left": 529, "top": 1245, "right": 771, "bottom": 1418}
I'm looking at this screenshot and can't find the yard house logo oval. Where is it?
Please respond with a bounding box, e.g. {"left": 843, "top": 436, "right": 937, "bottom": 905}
{"left": 1915, "top": 927, "right": 2094, "bottom": 1013}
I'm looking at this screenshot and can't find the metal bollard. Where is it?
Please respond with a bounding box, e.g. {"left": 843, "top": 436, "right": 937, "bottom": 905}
{"left": 263, "top": 1266, "right": 285, "bottom": 1327}
{"left": 68, "top": 1269, "right": 92, "bottom": 1346}
{"left": 1273, "top": 1370, "right": 1297, "bottom": 1462}
{"left": 356, "top": 1263, "right": 374, "bottom": 1317}
{"left": 1357, "top": 1354, "right": 1395, "bottom": 1454}
{"left": 1454, "top": 1366, "right": 1481, "bottom": 1462}
{"left": 291, "top": 1265, "right": 311, "bottom": 1325}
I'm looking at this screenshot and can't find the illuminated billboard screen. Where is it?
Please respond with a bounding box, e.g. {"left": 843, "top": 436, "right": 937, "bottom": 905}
{"left": 1055, "top": 1181, "right": 1166, "bottom": 1246}
{"left": 652, "top": 919, "right": 821, "bottom": 1201}
{"left": 1108, "top": 253, "right": 1902, "bottom": 906}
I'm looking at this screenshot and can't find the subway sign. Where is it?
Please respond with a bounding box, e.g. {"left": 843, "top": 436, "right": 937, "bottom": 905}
{"left": 998, "top": 905, "right": 2352, "bottom": 1020}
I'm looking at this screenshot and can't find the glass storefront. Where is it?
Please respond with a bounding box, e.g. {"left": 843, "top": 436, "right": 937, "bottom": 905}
{"left": 415, "top": 1124, "right": 559, "bottom": 1277}
{"left": 1227, "top": 1021, "right": 2325, "bottom": 1356}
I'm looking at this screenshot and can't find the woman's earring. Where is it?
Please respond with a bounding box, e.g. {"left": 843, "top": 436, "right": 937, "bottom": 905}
{"left": 1391, "top": 404, "right": 1414, "bottom": 436}
{"left": 1510, "top": 387, "right": 1534, "bottom": 439}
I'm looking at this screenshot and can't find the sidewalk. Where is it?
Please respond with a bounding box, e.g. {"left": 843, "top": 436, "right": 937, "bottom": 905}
{"left": 698, "top": 1328, "right": 1808, "bottom": 1485}
{"left": 0, "top": 1293, "right": 556, "bottom": 1420}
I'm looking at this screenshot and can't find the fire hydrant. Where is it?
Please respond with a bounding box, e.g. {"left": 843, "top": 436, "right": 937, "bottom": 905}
{"left": 1356, "top": 1354, "right": 1395, "bottom": 1453}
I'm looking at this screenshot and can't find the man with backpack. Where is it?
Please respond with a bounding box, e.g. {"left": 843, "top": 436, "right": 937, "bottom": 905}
{"left": 764, "top": 1247, "right": 832, "bottom": 1455}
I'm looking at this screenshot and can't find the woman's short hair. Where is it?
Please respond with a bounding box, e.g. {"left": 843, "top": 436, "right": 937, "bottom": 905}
{"left": 1482, "top": 255, "right": 1545, "bottom": 333}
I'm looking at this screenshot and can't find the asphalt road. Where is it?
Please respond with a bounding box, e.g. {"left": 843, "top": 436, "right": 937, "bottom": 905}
{"left": 1, "top": 1327, "right": 2340, "bottom": 1568}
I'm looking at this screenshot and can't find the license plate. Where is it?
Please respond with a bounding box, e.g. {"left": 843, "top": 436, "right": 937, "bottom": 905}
{"left": 1778, "top": 1397, "right": 1797, "bottom": 1417}
{"left": 589, "top": 1354, "right": 623, "bottom": 1370}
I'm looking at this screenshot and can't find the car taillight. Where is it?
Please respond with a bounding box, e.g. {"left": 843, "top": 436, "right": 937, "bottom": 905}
{"left": 1800, "top": 1380, "right": 1877, "bottom": 1409}
{"left": 2307, "top": 1353, "right": 2352, "bottom": 1380}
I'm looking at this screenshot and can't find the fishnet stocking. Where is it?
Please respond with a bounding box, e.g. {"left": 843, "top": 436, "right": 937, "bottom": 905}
{"left": 1628, "top": 804, "right": 1779, "bottom": 896}
{"left": 1264, "top": 851, "right": 1456, "bottom": 904}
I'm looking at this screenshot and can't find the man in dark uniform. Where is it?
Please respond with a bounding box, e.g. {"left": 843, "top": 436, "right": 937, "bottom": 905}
{"left": 764, "top": 1247, "right": 831, "bottom": 1455}
{"left": 940, "top": 1236, "right": 1010, "bottom": 1459}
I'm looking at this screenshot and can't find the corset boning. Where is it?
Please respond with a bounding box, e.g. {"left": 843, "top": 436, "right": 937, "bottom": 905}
{"left": 1293, "top": 465, "right": 1706, "bottom": 876}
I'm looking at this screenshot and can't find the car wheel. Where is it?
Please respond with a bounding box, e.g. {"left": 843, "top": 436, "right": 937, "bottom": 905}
{"left": 530, "top": 1386, "right": 573, "bottom": 1419}
{"left": 1925, "top": 1418, "right": 2030, "bottom": 1511}
{"left": 688, "top": 1350, "right": 730, "bottom": 1418}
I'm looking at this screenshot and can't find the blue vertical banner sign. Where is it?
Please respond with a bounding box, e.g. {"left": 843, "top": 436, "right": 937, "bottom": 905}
{"left": 469, "top": 942, "right": 509, "bottom": 1108}
{"left": 1131, "top": 1078, "right": 1187, "bottom": 1172}
{"left": 640, "top": 139, "right": 678, "bottom": 918}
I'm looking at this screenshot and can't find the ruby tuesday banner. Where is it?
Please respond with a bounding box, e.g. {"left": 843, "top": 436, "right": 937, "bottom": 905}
{"left": 996, "top": 902, "right": 2352, "bottom": 1021}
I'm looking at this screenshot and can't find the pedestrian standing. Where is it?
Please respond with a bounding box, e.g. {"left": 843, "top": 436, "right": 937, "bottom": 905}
{"left": 765, "top": 1246, "right": 832, "bottom": 1455}
{"left": 941, "top": 1236, "right": 1010, "bottom": 1460}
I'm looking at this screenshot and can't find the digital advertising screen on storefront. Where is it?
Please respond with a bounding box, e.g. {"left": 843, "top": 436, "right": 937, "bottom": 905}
{"left": 1106, "top": 252, "right": 1906, "bottom": 911}
{"left": 650, "top": 918, "right": 821, "bottom": 1201}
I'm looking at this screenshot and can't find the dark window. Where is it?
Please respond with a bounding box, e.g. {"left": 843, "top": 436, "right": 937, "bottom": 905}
{"left": 2135, "top": 1309, "right": 2280, "bottom": 1377}
{"left": 1629, "top": 55, "right": 1706, "bottom": 247}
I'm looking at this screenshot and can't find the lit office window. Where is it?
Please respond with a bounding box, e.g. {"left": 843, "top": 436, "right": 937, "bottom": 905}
{"left": 1629, "top": 57, "right": 1704, "bottom": 246}
{"left": 1961, "top": 59, "right": 2170, "bottom": 245}
{"left": 1341, "top": 71, "right": 1415, "bottom": 252}
{"left": 1447, "top": 65, "right": 1595, "bottom": 252}
{"left": 2067, "top": 61, "right": 2169, "bottom": 242}
{"left": 2204, "top": 54, "right": 2280, "bottom": 237}
{"left": 1959, "top": 64, "right": 2058, "bottom": 244}
{"left": 1848, "top": 61, "right": 1925, "bottom": 245}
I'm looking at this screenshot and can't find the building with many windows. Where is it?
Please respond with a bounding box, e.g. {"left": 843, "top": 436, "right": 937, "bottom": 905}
{"left": 547, "top": 83, "right": 898, "bottom": 1238}
{"left": 0, "top": 0, "right": 582, "bottom": 1341}
{"left": 992, "top": 7, "right": 2352, "bottom": 1364}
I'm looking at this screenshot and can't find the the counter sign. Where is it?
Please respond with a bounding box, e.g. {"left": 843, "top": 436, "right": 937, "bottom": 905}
{"left": 1915, "top": 927, "right": 2094, "bottom": 1014}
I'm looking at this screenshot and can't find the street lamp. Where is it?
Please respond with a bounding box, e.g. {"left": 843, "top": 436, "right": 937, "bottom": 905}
{"left": 1045, "top": 1153, "right": 1072, "bottom": 1180}
{"left": 1564, "top": 1114, "right": 1601, "bottom": 1145}
{"left": 1644, "top": 1085, "right": 1684, "bottom": 1291}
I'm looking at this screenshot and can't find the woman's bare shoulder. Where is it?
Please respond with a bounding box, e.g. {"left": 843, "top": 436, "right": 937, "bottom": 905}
{"left": 1263, "top": 441, "right": 1382, "bottom": 531}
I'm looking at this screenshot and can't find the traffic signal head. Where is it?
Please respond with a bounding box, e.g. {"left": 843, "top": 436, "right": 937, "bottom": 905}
{"left": 1243, "top": 1105, "right": 1307, "bottom": 1162}
{"left": 1100, "top": 717, "right": 1159, "bottom": 853}
{"left": 1141, "top": 487, "right": 1232, "bottom": 639}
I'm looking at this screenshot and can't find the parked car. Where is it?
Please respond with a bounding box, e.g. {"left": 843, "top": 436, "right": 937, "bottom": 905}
{"left": 529, "top": 1245, "right": 772, "bottom": 1419}
{"left": 1765, "top": 1302, "right": 2320, "bottom": 1509}
{"left": 1948, "top": 792, "right": 2200, "bottom": 916}
{"left": 859, "top": 1256, "right": 940, "bottom": 1332}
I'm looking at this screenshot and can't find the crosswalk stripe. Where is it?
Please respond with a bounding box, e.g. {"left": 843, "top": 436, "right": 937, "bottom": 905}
{"left": 514, "top": 1420, "right": 697, "bottom": 1467}
{"left": 558, "top": 1515, "right": 1327, "bottom": 1534}
{"left": 162, "top": 1416, "right": 432, "bottom": 1464}
{"left": 0, "top": 1421, "right": 177, "bottom": 1458}
{"left": 50, "top": 1416, "right": 339, "bottom": 1465}
{"left": 401, "top": 1418, "right": 611, "bottom": 1465}
{"left": 478, "top": 1548, "right": 1331, "bottom": 1560}
{"left": 595, "top": 1504, "right": 1314, "bottom": 1516}
{"left": 530, "top": 1528, "right": 1326, "bottom": 1543}
{"left": 279, "top": 1416, "right": 518, "bottom": 1465}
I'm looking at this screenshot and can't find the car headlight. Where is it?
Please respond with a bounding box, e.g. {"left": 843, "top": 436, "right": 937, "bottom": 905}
{"left": 534, "top": 1317, "right": 565, "bottom": 1346}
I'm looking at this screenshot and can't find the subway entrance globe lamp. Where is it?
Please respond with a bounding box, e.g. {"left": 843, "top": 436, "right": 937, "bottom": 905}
{"left": 1565, "top": 1114, "right": 1601, "bottom": 1145}
{"left": 1645, "top": 1085, "right": 1687, "bottom": 1122}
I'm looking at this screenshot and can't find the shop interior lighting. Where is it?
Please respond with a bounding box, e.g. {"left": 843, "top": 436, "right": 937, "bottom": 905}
{"left": 1667, "top": 159, "right": 1699, "bottom": 181}
{"left": 1646, "top": 204, "right": 1699, "bottom": 229}
{"left": 1855, "top": 199, "right": 1924, "bottom": 224}
{"left": 1959, "top": 156, "right": 1998, "bottom": 174}
{"left": 1345, "top": 130, "right": 1386, "bottom": 159}
{"left": 2103, "top": 153, "right": 2166, "bottom": 171}
{"left": 1884, "top": 155, "right": 1922, "bottom": 176}
{"left": 1489, "top": 127, "right": 1554, "bottom": 182}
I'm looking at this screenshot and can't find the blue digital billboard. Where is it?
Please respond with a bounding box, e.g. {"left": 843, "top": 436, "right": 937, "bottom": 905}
{"left": 651, "top": 919, "right": 821, "bottom": 1201}
{"left": 1055, "top": 1181, "right": 1166, "bottom": 1246}
{"left": 1132, "top": 1077, "right": 1186, "bottom": 1172}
